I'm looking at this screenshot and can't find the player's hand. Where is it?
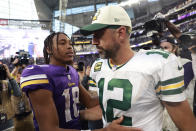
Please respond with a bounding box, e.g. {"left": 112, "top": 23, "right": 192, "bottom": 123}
{"left": 12, "top": 58, "right": 19, "bottom": 65}
{"left": 85, "top": 66, "right": 91, "bottom": 76}
{"left": 3, "top": 64, "right": 12, "bottom": 80}
{"left": 105, "top": 116, "right": 142, "bottom": 131}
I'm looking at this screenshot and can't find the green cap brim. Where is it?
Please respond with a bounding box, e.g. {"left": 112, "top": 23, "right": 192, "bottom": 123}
{"left": 80, "top": 23, "right": 109, "bottom": 36}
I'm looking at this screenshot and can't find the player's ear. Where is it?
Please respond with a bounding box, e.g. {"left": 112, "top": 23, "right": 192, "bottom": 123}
{"left": 117, "top": 26, "right": 127, "bottom": 42}
{"left": 119, "top": 26, "right": 126, "bottom": 36}
{"left": 172, "top": 45, "right": 178, "bottom": 53}
{"left": 46, "top": 47, "right": 53, "bottom": 55}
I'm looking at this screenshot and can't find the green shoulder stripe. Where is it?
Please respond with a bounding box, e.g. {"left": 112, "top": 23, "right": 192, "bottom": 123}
{"left": 161, "top": 76, "right": 184, "bottom": 86}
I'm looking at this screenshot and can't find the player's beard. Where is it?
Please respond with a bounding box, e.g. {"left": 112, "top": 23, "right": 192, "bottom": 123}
{"left": 99, "top": 49, "right": 111, "bottom": 59}
{"left": 98, "top": 42, "right": 120, "bottom": 59}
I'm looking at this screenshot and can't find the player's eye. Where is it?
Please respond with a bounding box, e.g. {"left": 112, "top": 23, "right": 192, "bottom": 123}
{"left": 161, "top": 46, "right": 168, "bottom": 50}
{"left": 93, "top": 29, "right": 106, "bottom": 40}
{"left": 59, "top": 42, "right": 65, "bottom": 45}
{"left": 59, "top": 40, "right": 67, "bottom": 45}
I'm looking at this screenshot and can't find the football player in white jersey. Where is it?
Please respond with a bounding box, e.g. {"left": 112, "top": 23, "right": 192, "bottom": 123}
{"left": 80, "top": 5, "right": 196, "bottom": 131}
{"left": 159, "top": 19, "right": 196, "bottom": 130}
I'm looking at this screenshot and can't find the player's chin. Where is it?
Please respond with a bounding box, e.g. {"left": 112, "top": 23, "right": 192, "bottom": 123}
{"left": 99, "top": 52, "right": 108, "bottom": 59}
{"left": 65, "top": 60, "right": 73, "bottom": 65}
{"left": 64, "top": 58, "right": 74, "bottom": 65}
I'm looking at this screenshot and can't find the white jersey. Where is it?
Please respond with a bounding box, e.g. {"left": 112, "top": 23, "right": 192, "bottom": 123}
{"left": 163, "top": 56, "right": 196, "bottom": 131}
{"left": 89, "top": 49, "right": 185, "bottom": 131}
{"left": 191, "top": 53, "right": 196, "bottom": 79}
{"left": 179, "top": 57, "right": 195, "bottom": 109}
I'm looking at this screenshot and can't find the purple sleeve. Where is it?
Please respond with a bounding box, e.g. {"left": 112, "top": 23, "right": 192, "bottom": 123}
{"left": 183, "top": 62, "right": 194, "bottom": 89}
{"left": 20, "top": 65, "right": 53, "bottom": 94}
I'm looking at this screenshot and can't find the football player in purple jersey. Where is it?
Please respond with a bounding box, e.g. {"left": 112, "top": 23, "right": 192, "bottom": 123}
{"left": 20, "top": 32, "right": 141, "bottom": 131}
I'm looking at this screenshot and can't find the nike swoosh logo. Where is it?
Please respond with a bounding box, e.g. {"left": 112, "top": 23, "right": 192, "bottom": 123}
{"left": 26, "top": 66, "right": 34, "bottom": 70}
{"left": 178, "top": 66, "right": 183, "bottom": 70}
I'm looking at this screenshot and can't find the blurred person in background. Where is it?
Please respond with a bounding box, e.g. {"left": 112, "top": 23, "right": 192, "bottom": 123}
{"left": 20, "top": 32, "right": 141, "bottom": 131}
{"left": 0, "top": 64, "right": 21, "bottom": 131}
{"left": 84, "top": 65, "right": 103, "bottom": 130}
{"left": 74, "top": 61, "right": 103, "bottom": 130}
{"left": 77, "top": 63, "right": 103, "bottom": 130}
{"left": 11, "top": 67, "right": 34, "bottom": 131}
{"left": 81, "top": 65, "right": 91, "bottom": 91}
{"left": 160, "top": 37, "right": 195, "bottom": 107}
{"left": 8, "top": 56, "right": 34, "bottom": 131}
{"left": 73, "top": 61, "right": 89, "bottom": 130}
{"left": 72, "top": 61, "right": 78, "bottom": 70}
{"left": 165, "top": 19, "right": 196, "bottom": 113}
{"left": 11, "top": 58, "right": 26, "bottom": 79}
{"left": 154, "top": 13, "right": 196, "bottom": 130}
{"left": 160, "top": 37, "right": 195, "bottom": 131}
{"left": 188, "top": 45, "right": 196, "bottom": 116}
{"left": 77, "top": 61, "right": 85, "bottom": 83}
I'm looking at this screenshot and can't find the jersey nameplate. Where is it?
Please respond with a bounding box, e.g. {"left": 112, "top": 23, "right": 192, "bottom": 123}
{"left": 94, "top": 62, "right": 103, "bottom": 72}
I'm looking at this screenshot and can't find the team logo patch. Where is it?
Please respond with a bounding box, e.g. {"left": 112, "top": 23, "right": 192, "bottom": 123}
{"left": 92, "top": 10, "right": 100, "bottom": 21}
{"left": 114, "top": 18, "right": 120, "bottom": 22}
{"left": 68, "top": 83, "right": 76, "bottom": 87}
{"left": 94, "top": 62, "right": 102, "bottom": 72}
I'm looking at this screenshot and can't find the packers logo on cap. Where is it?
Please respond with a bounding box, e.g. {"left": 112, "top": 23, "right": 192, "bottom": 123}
{"left": 94, "top": 62, "right": 102, "bottom": 72}
{"left": 92, "top": 10, "right": 100, "bottom": 21}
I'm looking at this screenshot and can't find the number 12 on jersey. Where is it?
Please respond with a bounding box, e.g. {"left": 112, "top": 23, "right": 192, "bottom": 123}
{"left": 98, "top": 78, "right": 133, "bottom": 126}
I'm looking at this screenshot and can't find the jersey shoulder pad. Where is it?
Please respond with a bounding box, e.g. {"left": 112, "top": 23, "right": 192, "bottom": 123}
{"left": 140, "top": 49, "right": 178, "bottom": 62}
{"left": 20, "top": 65, "right": 49, "bottom": 89}
{"left": 21, "top": 65, "right": 48, "bottom": 77}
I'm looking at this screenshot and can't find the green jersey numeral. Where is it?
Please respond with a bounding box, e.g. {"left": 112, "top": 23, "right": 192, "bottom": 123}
{"left": 98, "top": 78, "right": 133, "bottom": 126}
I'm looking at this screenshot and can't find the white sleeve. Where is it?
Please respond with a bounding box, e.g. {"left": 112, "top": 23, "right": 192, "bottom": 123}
{"left": 191, "top": 53, "right": 196, "bottom": 79}
{"left": 156, "top": 55, "right": 186, "bottom": 102}
{"left": 88, "top": 62, "right": 99, "bottom": 92}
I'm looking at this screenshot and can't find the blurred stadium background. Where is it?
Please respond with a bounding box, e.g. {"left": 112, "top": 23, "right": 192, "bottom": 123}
{"left": 0, "top": 0, "right": 195, "bottom": 65}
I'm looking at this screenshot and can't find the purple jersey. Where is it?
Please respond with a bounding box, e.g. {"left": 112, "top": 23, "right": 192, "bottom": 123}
{"left": 20, "top": 64, "right": 81, "bottom": 131}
